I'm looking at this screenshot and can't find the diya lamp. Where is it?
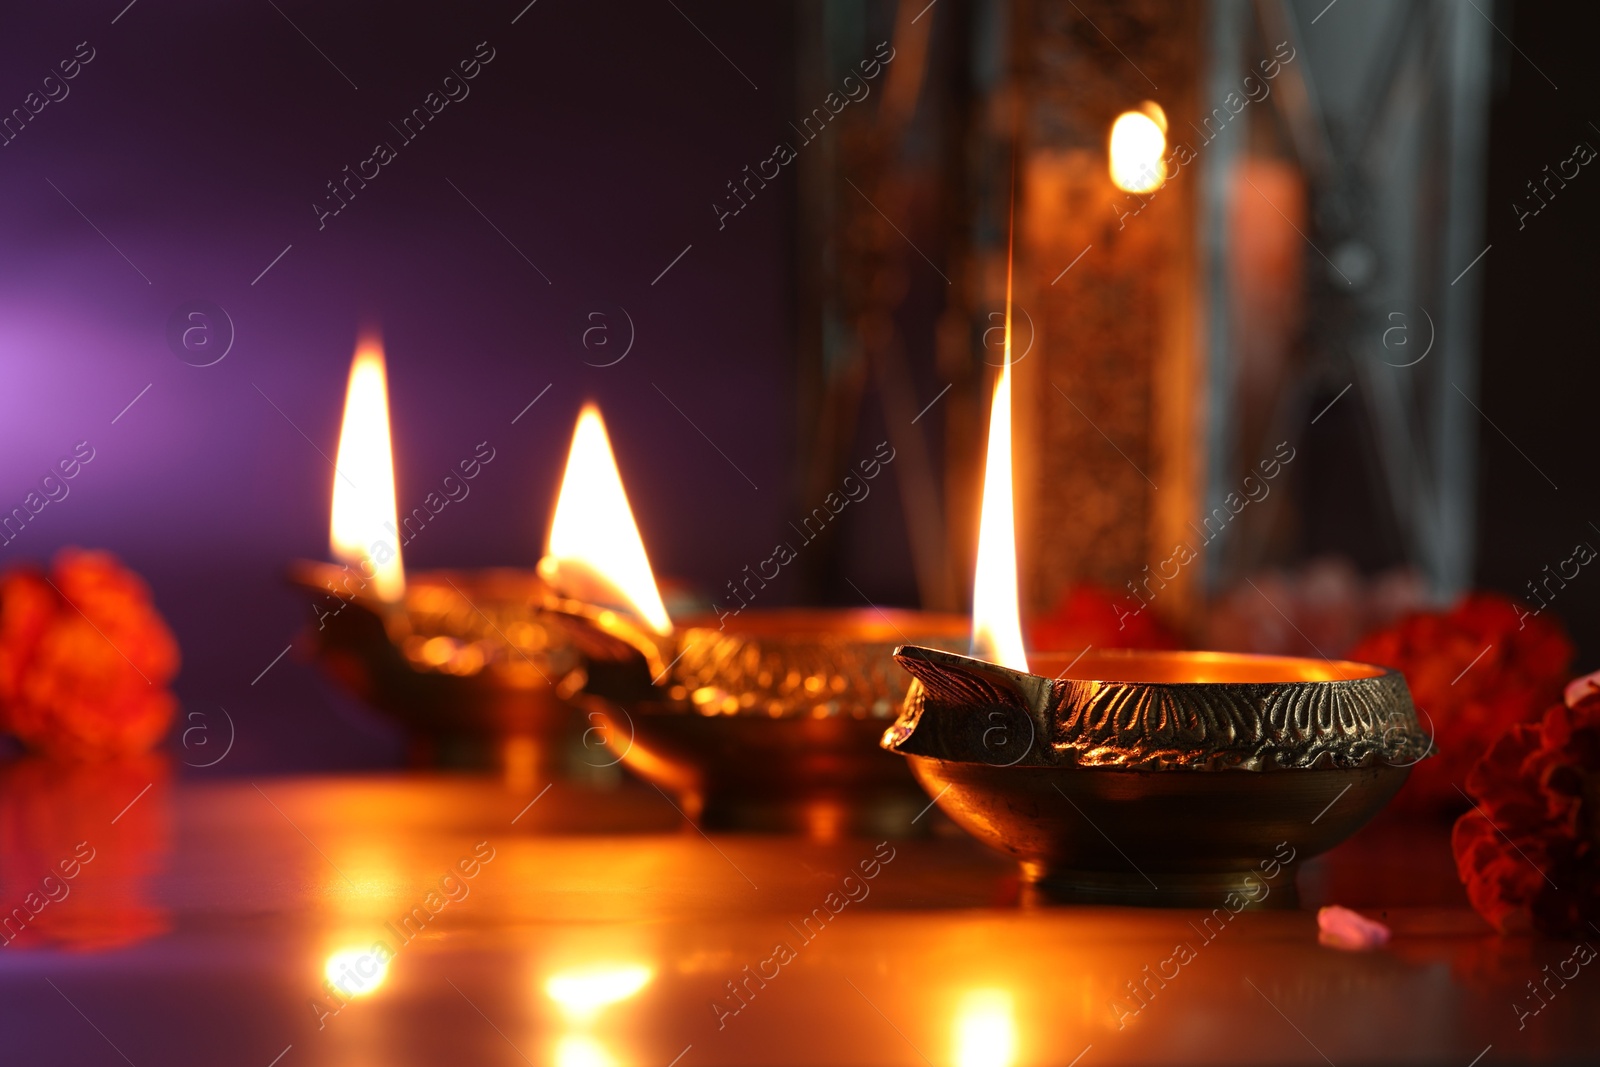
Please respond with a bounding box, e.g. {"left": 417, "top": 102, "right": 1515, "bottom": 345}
{"left": 539, "top": 407, "right": 969, "bottom": 838}
{"left": 289, "top": 332, "right": 581, "bottom": 773}
{"left": 883, "top": 252, "right": 1432, "bottom": 905}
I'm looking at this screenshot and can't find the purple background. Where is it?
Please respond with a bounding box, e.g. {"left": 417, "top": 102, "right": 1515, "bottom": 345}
{"left": 0, "top": 1, "right": 1596, "bottom": 772}
{"left": 0, "top": 0, "right": 811, "bottom": 771}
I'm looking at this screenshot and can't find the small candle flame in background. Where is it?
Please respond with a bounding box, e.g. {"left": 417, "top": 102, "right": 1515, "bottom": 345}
{"left": 540, "top": 404, "right": 673, "bottom": 636}
{"left": 329, "top": 333, "right": 405, "bottom": 602}
{"left": 1109, "top": 102, "right": 1168, "bottom": 194}
{"left": 971, "top": 229, "right": 1029, "bottom": 673}
{"left": 953, "top": 988, "right": 1018, "bottom": 1067}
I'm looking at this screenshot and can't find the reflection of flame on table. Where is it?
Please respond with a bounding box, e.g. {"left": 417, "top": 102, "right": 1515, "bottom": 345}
{"left": 324, "top": 944, "right": 391, "bottom": 997}
{"left": 545, "top": 962, "right": 653, "bottom": 1067}
{"left": 0, "top": 754, "right": 171, "bottom": 951}
{"left": 545, "top": 963, "right": 653, "bottom": 1022}
{"left": 954, "top": 988, "right": 1018, "bottom": 1067}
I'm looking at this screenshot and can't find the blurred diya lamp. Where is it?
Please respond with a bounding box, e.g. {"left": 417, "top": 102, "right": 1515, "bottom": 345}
{"left": 553, "top": 596, "right": 969, "bottom": 836}
{"left": 883, "top": 645, "right": 1429, "bottom": 905}
{"left": 538, "top": 408, "right": 968, "bottom": 836}
{"left": 883, "top": 270, "right": 1430, "bottom": 904}
{"left": 287, "top": 561, "right": 581, "bottom": 769}
{"left": 289, "top": 333, "right": 580, "bottom": 770}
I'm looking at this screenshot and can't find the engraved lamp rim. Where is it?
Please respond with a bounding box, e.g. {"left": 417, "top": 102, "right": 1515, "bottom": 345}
{"left": 882, "top": 645, "right": 1433, "bottom": 772}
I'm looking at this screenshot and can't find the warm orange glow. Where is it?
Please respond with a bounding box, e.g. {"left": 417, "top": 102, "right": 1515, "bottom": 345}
{"left": 954, "top": 989, "right": 1017, "bottom": 1067}
{"left": 1109, "top": 105, "right": 1168, "bottom": 193}
{"left": 554, "top": 1035, "right": 616, "bottom": 1067}
{"left": 545, "top": 964, "right": 653, "bottom": 1023}
{"left": 324, "top": 946, "right": 390, "bottom": 997}
{"left": 971, "top": 251, "right": 1028, "bottom": 672}
{"left": 329, "top": 334, "right": 405, "bottom": 602}
{"left": 542, "top": 405, "right": 672, "bottom": 635}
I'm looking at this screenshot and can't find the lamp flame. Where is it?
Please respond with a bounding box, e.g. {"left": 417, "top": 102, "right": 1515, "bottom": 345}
{"left": 329, "top": 333, "right": 405, "bottom": 602}
{"left": 542, "top": 404, "right": 672, "bottom": 636}
{"left": 971, "top": 245, "right": 1029, "bottom": 672}
{"left": 1109, "top": 103, "right": 1168, "bottom": 194}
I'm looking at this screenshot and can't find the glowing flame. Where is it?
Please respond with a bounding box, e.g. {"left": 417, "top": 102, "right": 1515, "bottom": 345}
{"left": 544, "top": 964, "right": 653, "bottom": 1023}
{"left": 324, "top": 946, "right": 390, "bottom": 997}
{"left": 1109, "top": 103, "right": 1168, "bottom": 194}
{"left": 954, "top": 989, "right": 1017, "bottom": 1067}
{"left": 542, "top": 405, "right": 672, "bottom": 635}
{"left": 329, "top": 334, "right": 405, "bottom": 602}
{"left": 971, "top": 248, "right": 1028, "bottom": 672}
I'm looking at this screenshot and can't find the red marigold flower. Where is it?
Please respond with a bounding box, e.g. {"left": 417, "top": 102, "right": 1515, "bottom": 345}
{"left": 1452, "top": 685, "right": 1600, "bottom": 936}
{"left": 1029, "top": 583, "right": 1179, "bottom": 654}
{"left": 0, "top": 549, "right": 179, "bottom": 760}
{"left": 1349, "top": 593, "right": 1573, "bottom": 814}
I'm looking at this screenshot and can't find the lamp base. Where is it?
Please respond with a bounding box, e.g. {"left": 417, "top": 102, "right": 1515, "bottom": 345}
{"left": 1018, "top": 863, "right": 1301, "bottom": 909}
{"left": 288, "top": 561, "right": 582, "bottom": 771}
{"left": 904, "top": 755, "right": 1408, "bottom": 908}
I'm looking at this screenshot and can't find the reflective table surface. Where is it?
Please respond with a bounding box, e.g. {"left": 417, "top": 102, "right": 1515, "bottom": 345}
{"left": 0, "top": 762, "right": 1594, "bottom": 1066}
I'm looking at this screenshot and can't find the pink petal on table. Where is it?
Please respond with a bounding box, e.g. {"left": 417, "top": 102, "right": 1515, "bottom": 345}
{"left": 1317, "top": 905, "right": 1391, "bottom": 950}
{"left": 1564, "top": 669, "right": 1600, "bottom": 708}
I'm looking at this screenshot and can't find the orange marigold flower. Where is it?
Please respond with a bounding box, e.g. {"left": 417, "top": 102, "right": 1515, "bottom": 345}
{"left": 0, "top": 549, "right": 179, "bottom": 759}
